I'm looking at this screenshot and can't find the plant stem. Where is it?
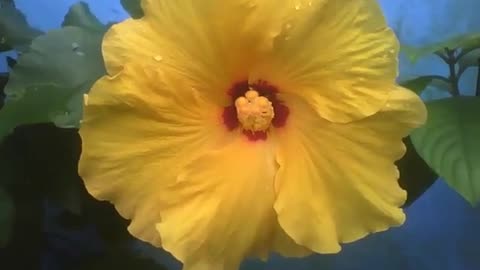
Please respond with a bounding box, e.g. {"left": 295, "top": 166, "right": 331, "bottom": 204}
{"left": 445, "top": 48, "right": 460, "bottom": 96}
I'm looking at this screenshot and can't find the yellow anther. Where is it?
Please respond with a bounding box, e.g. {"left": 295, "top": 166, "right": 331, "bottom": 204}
{"left": 256, "top": 97, "right": 270, "bottom": 107}
{"left": 245, "top": 89, "right": 259, "bottom": 100}
{"left": 234, "top": 89, "right": 275, "bottom": 132}
{"left": 235, "top": 96, "right": 248, "bottom": 107}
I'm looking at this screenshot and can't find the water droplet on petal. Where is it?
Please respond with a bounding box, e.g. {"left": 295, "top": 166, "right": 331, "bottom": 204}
{"left": 71, "top": 42, "right": 80, "bottom": 50}
{"left": 285, "top": 23, "right": 292, "bottom": 30}
{"left": 153, "top": 55, "right": 163, "bottom": 62}
{"left": 71, "top": 42, "right": 85, "bottom": 56}
{"left": 295, "top": 3, "right": 301, "bottom": 10}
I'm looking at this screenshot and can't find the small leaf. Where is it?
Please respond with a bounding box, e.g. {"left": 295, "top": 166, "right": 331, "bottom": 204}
{"left": 402, "top": 33, "right": 480, "bottom": 62}
{"left": 411, "top": 96, "right": 480, "bottom": 205}
{"left": 0, "top": 26, "right": 106, "bottom": 139}
{"left": 458, "top": 48, "right": 480, "bottom": 77}
{"left": 120, "top": 0, "right": 144, "bottom": 19}
{"left": 0, "top": 187, "right": 14, "bottom": 247}
{"left": 399, "top": 75, "right": 452, "bottom": 94}
{"left": 62, "top": 2, "right": 107, "bottom": 33}
{"left": 0, "top": 5, "right": 43, "bottom": 52}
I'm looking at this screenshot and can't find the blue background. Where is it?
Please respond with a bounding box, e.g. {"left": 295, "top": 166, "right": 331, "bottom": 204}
{"left": 2, "top": 1, "right": 480, "bottom": 269}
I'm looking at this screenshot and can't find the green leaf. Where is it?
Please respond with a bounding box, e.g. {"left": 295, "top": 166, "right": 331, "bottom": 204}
{"left": 399, "top": 75, "right": 452, "bottom": 95}
{"left": 458, "top": 48, "right": 480, "bottom": 77}
{"left": 0, "top": 187, "right": 14, "bottom": 247}
{"left": 402, "top": 33, "right": 480, "bottom": 63}
{"left": 0, "top": 5, "right": 43, "bottom": 52}
{"left": 121, "top": 0, "right": 144, "bottom": 19}
{"left": 410, "top": 96, "right": 480, "bottom": 205}
{"left": 62, "top": 1, "right": 107, "bottom": 33}
{"left": 0, "top": 26, "right": 106, "bottom": 139}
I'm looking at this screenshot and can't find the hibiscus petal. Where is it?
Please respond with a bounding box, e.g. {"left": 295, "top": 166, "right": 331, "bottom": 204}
{"left": 103, "top": 0, "right": 291, "bottom": 105}
{"left": 155, "top": 136, "right": 278, "bottom": 270}
{"left": 273, "top": 87, "right": 426, "bottom": 253}
{"left": 251, "top": 0, "right": 399, "bottom": 123}
{"left": 79, "top": 64, "right": 226, "bottom": 247}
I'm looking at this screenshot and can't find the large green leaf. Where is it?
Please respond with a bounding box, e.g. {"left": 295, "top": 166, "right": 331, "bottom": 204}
{"left": 399, "top": 75, "right": 452, "bottom": 95}
{"left": 0, "top": 187, "right": 14, "bottom": 247}
{"left": 62, "top": 1, "right": 107, "bottom": 32}
{"left": 0, "top": 5, "right": 43, "bottom": 52}
{"left": 0, "top": 26, "right": 106, "bottom": 139}
{"left": 402, "top": 33, "right": 480, "bottom": 63}
{"left": 121, "top": 0, "right": 144, "bottom": 19}
{"left": 458, "top": 48, "right": 480, "bottom": 78}
{"left": 410, "top": 96, "right": 480, "bottom": 205}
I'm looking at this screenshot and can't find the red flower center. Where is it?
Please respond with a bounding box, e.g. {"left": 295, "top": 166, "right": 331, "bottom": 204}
{"left": 222, "top": 80, "right": 289, "bottom": 141}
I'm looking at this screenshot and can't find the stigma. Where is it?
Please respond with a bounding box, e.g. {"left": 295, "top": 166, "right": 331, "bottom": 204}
{"left": 234, "top": 89, "right": 275, "bottom": 132}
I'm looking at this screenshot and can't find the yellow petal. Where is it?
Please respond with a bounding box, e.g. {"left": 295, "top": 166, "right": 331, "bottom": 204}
{"left": 78, "top": 63, "right": 227, "bottom": 247}
{"left": 155, "top": 136, "right": 277, "bottom": 270}
{"left": 271, "top": 223, "right": 312, "bottom": 258}
{"left": 251, "top": 0, "right": 399, "bottom": 123}
{"left": 273, "top": 87, "right": 426, "bottom": 253}
{"left": 101, "top": 20, "right": 222, "bottom": 106}
{"left": 103, "top": 0, "right": 290, "bottom": 105}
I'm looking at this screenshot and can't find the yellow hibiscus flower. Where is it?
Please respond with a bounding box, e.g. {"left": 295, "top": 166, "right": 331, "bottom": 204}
{"left": 79, "top": 0, "right": 427, "bottom": 269}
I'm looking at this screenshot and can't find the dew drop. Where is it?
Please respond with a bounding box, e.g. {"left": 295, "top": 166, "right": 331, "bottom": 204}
{"left": 285, "top": 23, "right": 292, "bottom": 30}
{"left": 72, "top": 42, "right": 85, "bottom": 56}
{"left": 153, "top": 55, "right": 163, "bottom": 62}
{"left": 295, "top": 3, "right": 301, "bottom": 10}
